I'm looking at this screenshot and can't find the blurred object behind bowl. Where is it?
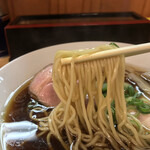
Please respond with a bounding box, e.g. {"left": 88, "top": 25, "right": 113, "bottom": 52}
{"left": 5, "top": 12, "right": 150, "bottom": 60}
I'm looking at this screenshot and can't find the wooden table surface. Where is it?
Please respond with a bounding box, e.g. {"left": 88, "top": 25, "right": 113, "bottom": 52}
{"left": 0, "top": 56, "right": 10, "bottom": 68}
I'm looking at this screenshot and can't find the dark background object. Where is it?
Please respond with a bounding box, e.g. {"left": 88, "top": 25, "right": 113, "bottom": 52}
{"left": 5, "top": 12, "right": 150, "bottom": 60}
{"left": 0, "top": 15, "right": 9, "bottom": 57}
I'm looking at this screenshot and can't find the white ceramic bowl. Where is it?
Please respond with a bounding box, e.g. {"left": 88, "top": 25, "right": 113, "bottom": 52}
{"left": 0, "top": 41, "right": 150, "bottom": 149}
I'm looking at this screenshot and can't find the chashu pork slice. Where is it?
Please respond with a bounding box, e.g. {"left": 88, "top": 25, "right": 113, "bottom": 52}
{"left": 29, "top": 64, "right": 60, "bottom": 107}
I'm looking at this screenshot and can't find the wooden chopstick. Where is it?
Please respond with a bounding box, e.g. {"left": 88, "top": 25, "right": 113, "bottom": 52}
{"left": 61, "top": 43, "right": 150, "bottom": 65}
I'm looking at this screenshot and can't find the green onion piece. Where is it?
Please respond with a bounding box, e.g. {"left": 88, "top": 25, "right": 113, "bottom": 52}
{"left": 106, "top": 100, "right": 116, "bottom": 125}
{"left": 126, "top": 97, "right": 150, "bottom": 114}
{"left": 111, "top": 106, "right": 117, "bottom": 125}
{"left": 130, "top": 119, "right": 140, "bottom": 131}
{"left": 111, "top": 100, "right": 117, "bottom": 124}
{"left": 111, "top": 100, "right": 115, "bottom": 109}
{"left": 141, "top": 98, "right": 150, "bottom": 105}
{"left": 103, "top": 92, "right": 107, "bottom": 97}
{"left": 137, "top": 103, "right": 150, "bottom": 114}
{"left": 124, "top": 83, "right": 135, "bottom": 97}
{"left": 102, "top": 83, "right": 107, "bottom": 92}
{"left": 128, "top": 98, "right": 143, "bottom": 106}
{"left": 125, "top": 97, "right": 133, "bottom": 103}
{"left": 128, "top": 85, "right": 135, "bottom": 96}
{"left": 109, "top": 43, "right": 119, "bottom": 48}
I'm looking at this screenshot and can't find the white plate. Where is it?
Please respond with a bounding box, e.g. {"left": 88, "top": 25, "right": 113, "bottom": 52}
{"left": 0, "top": 41, "right": 150, "bottom": 149}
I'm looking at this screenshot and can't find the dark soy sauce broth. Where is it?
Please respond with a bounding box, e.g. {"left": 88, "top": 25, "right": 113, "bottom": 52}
{"left": 4, "top": 86, "right": 49, "bottom": 150}
{"left": 3, "top": 83, "right": 65, "bottom": 150}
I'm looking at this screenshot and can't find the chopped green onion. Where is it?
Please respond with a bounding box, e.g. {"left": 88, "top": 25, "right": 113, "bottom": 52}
{"left": 103, "top": 92, "right": 107, "bottom": 97}
{"left": 106, "top": 100, "right": 117, "bottom": 125}
{"left": 137, "top": 103, "right": 150, "bottom": 114}
{"left": 129, "top": 119, "right": 140, "bottom": 131}
{"left": 102, "top": 81, "right": 150, "bottom": 115}
{"left": 126, "top": 97, "right": 150, "bottom": 114}
{"left": 127, "top": 98, "right": 143, "bottom": 106}
{"left": 124, "top": 83, "right": 135, "bottom": 97}
{"left": 109, "top": 43, "right": 119, "bottom": 48}
{"left": 128, "top": 86, "right": 135, "bottom": 96}
{"left": 102, "top": 83, "right": 107, "bottom": 92}
{"left": 111, "top": 100, "right": 117, "bottom": 124}
{"left": 111, "top": 100, "right": 115, "bottom": 108}
{"left": 126, "top": 97, "right": 133, "bottom": 103}
{"left": 111, "top": 106, "right": 117, "bottom": 125}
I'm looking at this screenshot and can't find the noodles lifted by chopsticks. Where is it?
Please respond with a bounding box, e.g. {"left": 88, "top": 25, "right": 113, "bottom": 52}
{"left": 30, "top": 44, "right": 150, "bottom": 150}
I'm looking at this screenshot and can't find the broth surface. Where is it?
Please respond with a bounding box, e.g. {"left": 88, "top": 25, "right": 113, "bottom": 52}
{"left": 3, "top": 83, "right": 66, "bottom": 150}
{"left": 4, "top": 87, "right": 50, "bottom": 150}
